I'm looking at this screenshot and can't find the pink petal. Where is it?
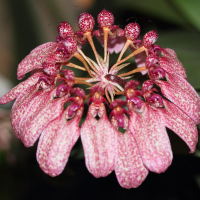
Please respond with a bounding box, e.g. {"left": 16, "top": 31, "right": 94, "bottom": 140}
{"left": 81, "top": 103, "right": 117, "bottom": 178}
{"left": 47, "top": 107, "right": 83, "bottom": 176}
{"left": 95, "top": 35, "right": 126, "bottom": 54}
{"left": 161, "top": 48, "right": 187, "bottom": 79}
{"left": 18, "top": 87, "right": 55, "bottom": 138}
{"left": 128, "top": 103, "right": 170, "bottom": 173}
{"left": 134, "top": 51, "right": 148, "bottom": 75}
{"left": 36, "top": 116, "right": 62, "bottom": 174}
{"left": 160, "top": 100, "right": 198, "bottom": 153}
{"left": 10, "top": 85, "right": 40, "bottom": 138}
{"left": 20, "top": 91, "right": 69, "bottom": 147}
{"left": 115, "top": 129, "right": 148, "bottom": 189}
{"left": 80, "top": 104, "right": 99, "bottom": 177}
{"left": 142, "top": 104, "right": 173, "bottom": 169}
{"left": 17, "top": 42, "right": 67, "bottom": 79}
{"left": 26, "top": 42, "right": 58, "bottom": 58}
{"left": 155, "top": 73, "right": 200, "bottom": 124}
{"left": 96, "top": 105, "right": 118, "bottom": 177}
{"left": 0, "top": 72, "right": 43, "bottom": 105}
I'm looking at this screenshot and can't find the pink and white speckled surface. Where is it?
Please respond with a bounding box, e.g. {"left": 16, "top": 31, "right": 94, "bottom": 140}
{"left": 47, "top": 107, "right": 83, "bottom": 176}
{"left": 17, "top": 42, "right": 67, "bottom": 79}
{"left": 155, "top": 72, "right": 200, "bottom": 124}
{"left": 10, "top": 85, "right": 40, "bottom": 138}
{"left": 0, "top": 72, "right": 43, "bottom": 105}
{"left": 37, "top": 116, "right": 62, "bottom": 174}
{"left": 81, "top": 103, "right": 118, "bottom": 178}
{"left": 160, "top": 100, "right": 198, "bottom": 153}
{"left": 19, "top": 87, "right": 55, "bottom": 138}
{"left": 143, "top": 105, "right": 173, "bottom": 169}
{"left": 161, "top": 48, "right": 187, "bottom": 79}
{"left": 128, "top": 102, "right": 171, "bottom": 173}
{"left": 20, "top": 91, "right": 69, "bottom": 147}
{"left": 115, "top": 129, "right": 148, "bottom": 189}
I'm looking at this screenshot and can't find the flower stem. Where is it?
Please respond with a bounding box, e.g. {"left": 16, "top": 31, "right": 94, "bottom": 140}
{"left": 64, "top": 62, "right": 86, "bottom": 71}
{"left": 117, "top": 39, "right": 132, "bottom": 62}
{"left": 85, "top": 32, "right": 104, "bottom": 72}
{"left": 74, "top": 79, "right": 93, "bottom": 87}
{"left": 110, "top": 46, "right": 146, "bottom": 72}
{"left": 103, "top": 28, "right": 109, "bottom": 62}
{"left": 74, "top": 51, "right": 96, "bottom": 77}
{"left": 118, "top": 66, "right": 146, "bottom": 77}
{"left": 105, "top": 87, "right": 112, "bottom": 103}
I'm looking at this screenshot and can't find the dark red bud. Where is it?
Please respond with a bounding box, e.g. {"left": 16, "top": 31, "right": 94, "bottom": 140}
{"left": 60, "top": 69, "right": 75, "bottom": 81}
{"left": 97, "top": 9, "right": 114, "bottom": 29}
{"left": 146, "top": 54, "right": 159, "bottom": 68}
{"left": 58, "top": 21, "right": 74, "bottom": 39}
{"left": 142, "top": 80, "right": 154, "bottom": 93}
{"left": 61, "top": 36, "right": 77, "bottom": 55}
{"left": 124, "top": 23, "right": 140, "bottom": 41}
{"left": 143, "top": 30, "right": 158, "bottom": 48}
{"left": 78, "top": 12, "right": 95, "bottom": 33}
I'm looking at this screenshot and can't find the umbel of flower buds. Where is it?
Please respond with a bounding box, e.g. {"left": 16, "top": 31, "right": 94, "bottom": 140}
{"left": 0, "top": 8, "right": 200, "bottom": 189}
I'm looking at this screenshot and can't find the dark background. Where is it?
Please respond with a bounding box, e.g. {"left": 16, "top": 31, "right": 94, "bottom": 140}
{"left": 0, "top": 0, "right": 200, "bottom": 199}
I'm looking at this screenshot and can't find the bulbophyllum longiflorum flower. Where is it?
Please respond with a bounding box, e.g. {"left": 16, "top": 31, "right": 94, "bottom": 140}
{"left": 0, "top": 9, "right": 200, "bottom": 189}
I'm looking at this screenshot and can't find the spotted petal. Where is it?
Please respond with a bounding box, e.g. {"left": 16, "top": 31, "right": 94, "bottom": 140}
{"left": 20, "top": 90, "right": 69, "bottom": 147}
{"left": 10, "top": 85, "right": 40, "bottom": 138}
{"left": 128, "top": 102, "right": 171, "bottom": 173}
{"left": 155, "top": 73, "right": 200, "bottom": 124}
{"left": 0, "top": 72, "right": 43, "bottom": 105}
{"left": 81, "top": 103, "right": 117, "bottom": 178}
{"left": 19, "top": 87, "right": 55, "bottom": 138}
{"left": 161, "top": 48, "right": 187, "bottom": 79}
{"left": 47, "top": 107, "right": 83, "bottom": 176}
{"left": 142, "top": 104, "right": 173, "bottom": 169}
{"left": 36, "top": 116, "right": 62, "bottom": 174}
{"left": 115, "top": 129, "right": 148, "bottom": 189}
{"left": 160, "top": 100, "right": 198, "bottom": 153}
{"left": 17, "top": 42, "right": 66, "bottom": 79}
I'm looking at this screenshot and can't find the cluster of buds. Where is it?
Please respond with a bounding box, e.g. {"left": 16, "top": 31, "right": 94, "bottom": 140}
{"left": 1, "top": 9, "right": 200, "bottom": 189}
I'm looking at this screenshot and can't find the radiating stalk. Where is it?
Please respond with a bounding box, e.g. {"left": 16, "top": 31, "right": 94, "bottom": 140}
{"left": 103, "top": 28, "right": 109, "bottom": 62}
{"left": 85, "top": 32, "right": 104, "bottom": 72}
{"left": 117, "top": 39, "right": 132, "bottom": 62}
{"left": 118, "top": 66, "right": 147, "bottom": 77}
{"left": 110, "top": 46, "right": 146, "bottom": 72}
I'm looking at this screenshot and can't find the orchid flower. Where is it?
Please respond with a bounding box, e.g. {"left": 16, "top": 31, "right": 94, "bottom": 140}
{"left": 0, "top": 8, "right": 199, "bottom": 189}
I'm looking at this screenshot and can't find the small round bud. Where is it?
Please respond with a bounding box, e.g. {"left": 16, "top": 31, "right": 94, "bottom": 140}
{"left": 58, "top": 21, "right": 74, "bottom": 39}
{"left": 61, "top": 69, "right": 75, "bottom": 81}
{"left": 143, "top": 30, "right": 158, "bottom": 48}
{"left": 61, "top": 36, "right": 77, "bottom": 55}
{"left": 142, "top": 80, "right": 154, "bottom": 93}
{"left": 97, "top": 9, "right": 114, "bottom": 29}
{"left": 145, "top": 54, "right": 159, "bottom": 68}
{"left": 78, "top": 12, "right": 95, "bottom": 33}
{"left": 43, "top": 62, "right": 57, "bottom": 76}
{"left": 124, "top": 23, "right": 140, "bottom": 41}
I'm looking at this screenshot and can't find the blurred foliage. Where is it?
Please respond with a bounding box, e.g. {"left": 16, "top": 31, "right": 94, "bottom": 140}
{"left": 0, "top": 0, "right": 200, "bottom": 199}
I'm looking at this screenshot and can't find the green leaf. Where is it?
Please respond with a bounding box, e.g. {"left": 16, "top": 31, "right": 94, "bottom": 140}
{"left": 157, "top": 30, "right": 200, "bottom": 89}
{"left": 170, "top": 0, "right": 200, "bottom": 32}
{"left": 116, "top": 0, "right": 187, "bottom": 27}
